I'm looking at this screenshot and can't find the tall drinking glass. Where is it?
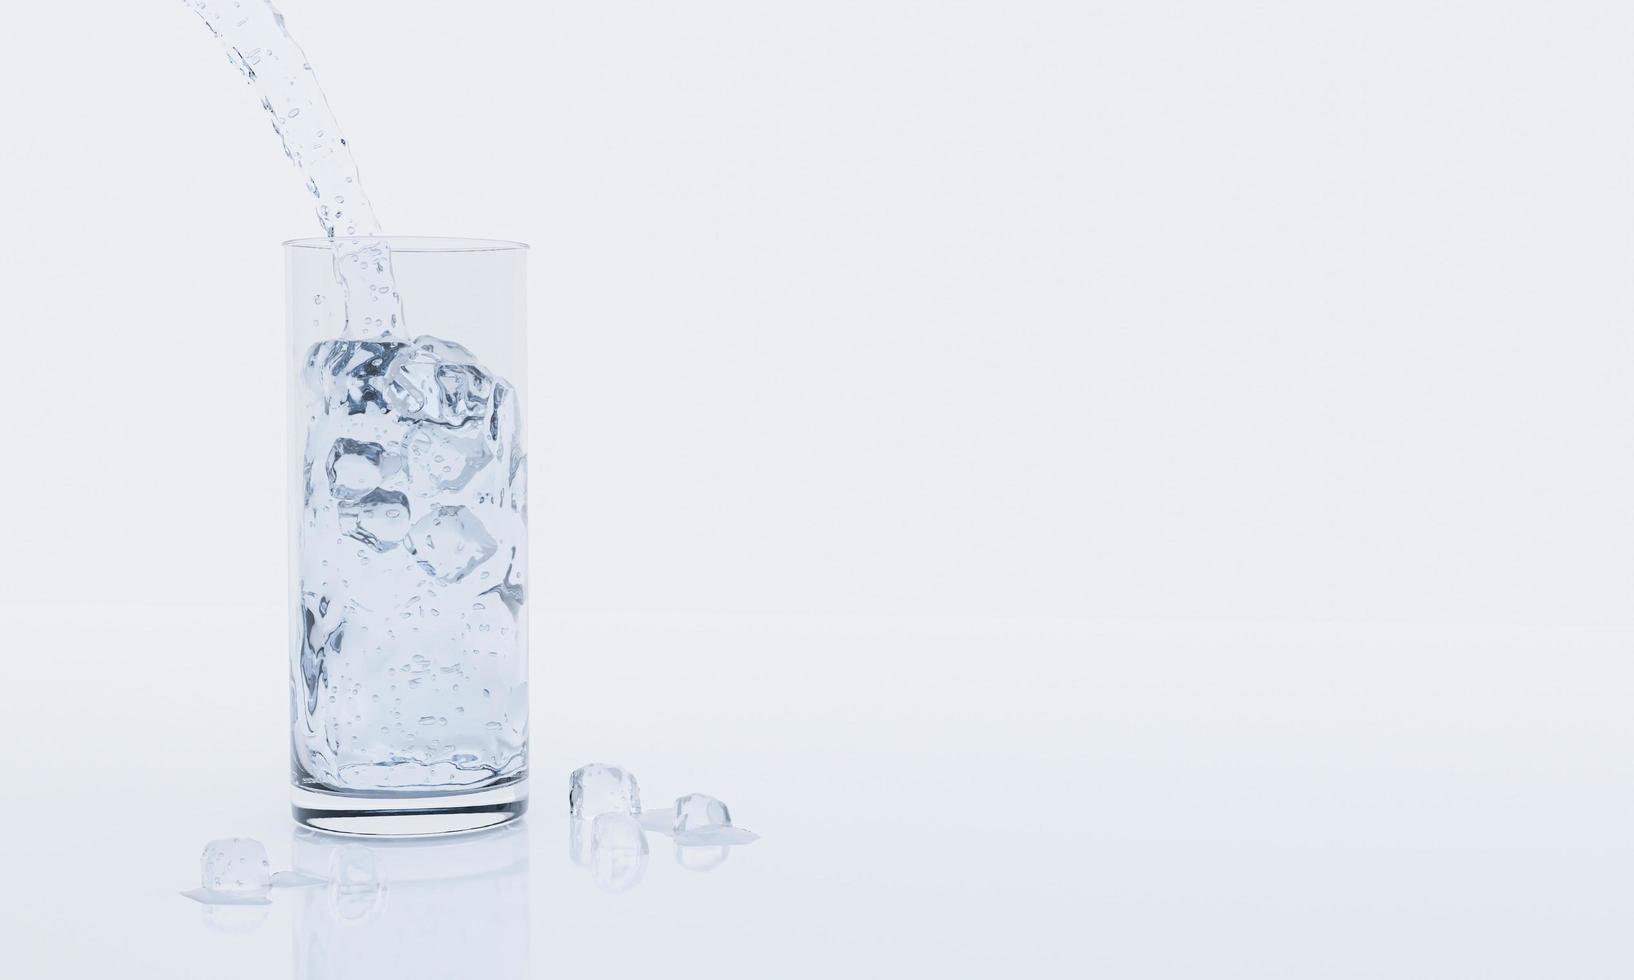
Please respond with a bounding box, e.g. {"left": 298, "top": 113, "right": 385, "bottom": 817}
{"left": 285, "top": 237, "right": 529, "bottom": 834}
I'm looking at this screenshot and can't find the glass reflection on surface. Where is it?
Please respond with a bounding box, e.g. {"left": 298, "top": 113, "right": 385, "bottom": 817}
{"left": 291, "top": 822, "right": 529, "bottom": 980}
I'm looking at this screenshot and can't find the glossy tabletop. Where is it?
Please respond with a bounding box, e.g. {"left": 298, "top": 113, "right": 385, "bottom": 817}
{"left": 2, "top": 605, "right": 1628, "bottom": 977}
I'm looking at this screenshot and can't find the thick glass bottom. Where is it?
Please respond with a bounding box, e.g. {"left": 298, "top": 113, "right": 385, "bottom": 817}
{"left": 292, "top": 780, "right": 528, "bottom": 836}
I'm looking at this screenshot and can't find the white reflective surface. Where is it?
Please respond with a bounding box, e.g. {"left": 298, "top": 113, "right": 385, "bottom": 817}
{"left": 2, "top": 605, "right": 1629, "bottom": 977}
{"left": 290, "top": 825, "right": 529, "bottom": 979}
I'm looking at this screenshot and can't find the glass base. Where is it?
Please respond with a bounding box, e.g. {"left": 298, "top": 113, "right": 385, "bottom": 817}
{"left": 292, "top": 779, "right": 528, "bottom": 836}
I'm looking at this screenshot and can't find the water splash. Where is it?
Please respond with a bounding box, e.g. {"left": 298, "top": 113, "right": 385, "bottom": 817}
{"left": 186, "top": 0, "right": 527, "bottom": 796}
{"left": 185, "top": 0, "right": 403, "bottom": 336}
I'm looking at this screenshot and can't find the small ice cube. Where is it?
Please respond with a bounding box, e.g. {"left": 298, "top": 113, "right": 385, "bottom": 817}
{"left": 404, "top": 419, "right": 493, "bottom": 493}
{"left": 327, "top": 438, "right": 401, "bottom": 501}
{"left": 305, "top": 339, "right": 405, "bottom": 416}
{"left": 384, "top": 335, "right": 494, "bottom": 426}
{"left": 339, "top": 488, "right": 412, "bottom": 551}
{"left": 673, "top": 793, "right": 731, "bottom": 834}
{"left": 670, "top": 793, "right": 760, "bottom": 845}
{"left": 589, "top": 813, "right": 648, "bottom": 893}
{"left": 568, "top": 763, "right": 641, "bottom": 818}
{"left": 200, "top": 838, "right": 271, "bottom": 898}
{"left": 406, "top": 505, "right": 497, "bottom": 582}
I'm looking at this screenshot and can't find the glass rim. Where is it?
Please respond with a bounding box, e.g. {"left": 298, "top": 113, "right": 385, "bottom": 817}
{"left": 283, "top": 235, "right": 529, "bottom": 253}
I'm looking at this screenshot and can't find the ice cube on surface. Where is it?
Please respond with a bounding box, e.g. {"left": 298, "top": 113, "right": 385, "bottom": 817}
{"left": 200, "top": 838, "right": 271, "bottom": 897}
{"left": 339, "top": 488, "right": 412, "bottom": 551}
{"left": 673, "top": 793, "right": 732, "bottom": 834}
{"left": 384, "top": 335, "right": 493, "bottom": 425}
{"left": 404, "top": 419, "right": 493, "bottom": 493}
{"left": 326, "top": 438, "right": 401, "bottom": 501}
{"left": 589, "top": 813, "right": 648, "bottom": 893}
{"left": 568, "top": 763, "right": 641, "bottom": 818}
{"left": 670, "top": 793, "right": 760, "bottom": 845}
{"left": 406, "top": 504, "right": 497, "bottom": 582}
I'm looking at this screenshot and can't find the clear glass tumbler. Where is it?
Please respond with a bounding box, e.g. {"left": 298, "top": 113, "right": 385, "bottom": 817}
{"left": 286, "top": 237, "right": 529, "bottom": 834}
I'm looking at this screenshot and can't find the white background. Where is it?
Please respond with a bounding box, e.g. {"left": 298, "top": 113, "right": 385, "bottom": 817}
{"left": 1, "top": 0, "right": 1630, "bottom": 623}
{"left": 0, "top": 2, "right": 1630, "bottom": 977}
